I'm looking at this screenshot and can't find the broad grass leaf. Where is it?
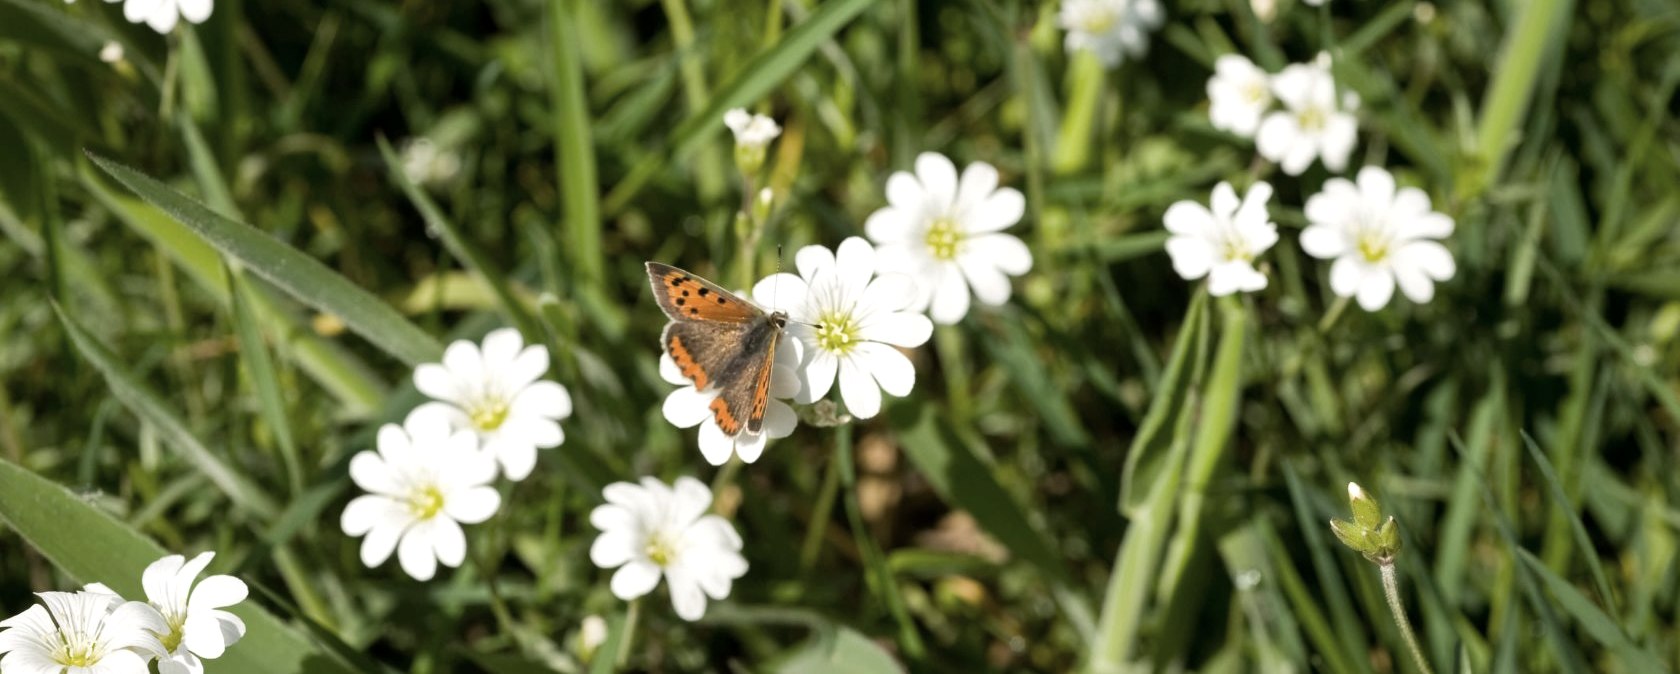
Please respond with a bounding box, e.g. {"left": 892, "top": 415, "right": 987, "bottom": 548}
{"left": 0, "top": 459, "right": 359, "bottom": 674}
{"left": 1119, "top": 290, "right": 1207, "bottom": 515}
{"left": 87, "top": 152, "right": 444, "bottom": 367}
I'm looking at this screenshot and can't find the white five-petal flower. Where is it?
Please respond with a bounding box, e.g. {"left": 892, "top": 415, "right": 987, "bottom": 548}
{"left": 1059, "top": 0, "right": 1164, "bottom": 68}
{"left": 589, "top": 477, "right": 749, "bottom": 621}
{"left": 341, "top": 411, "right": 503, "bottom": 581}
{"left": 1256, "top": 55, "right": 1359, "bottom": 175}
{"left": 1301, "top": 166, "right": 1456, "bottom": 310}
{"left": 1164, "top": 182, "right": 1279, "bottom": 296}
{"left": 107, "top": 0, "right": 212, "bottom": 34}
{"left": 126, "top": 553, "right": 248, "bottom": 674}
{"left": 414, "top": 328, "right": 573, "bottom": 481}
{"left": 755, "top": 237, "right": 933, "bottom": 419}
{"left": 1207, "top": 54, "right": 1273, "bottom": 137}
{"left": 0, "top": 590, "right": 166, "bottom": 674}
{"left": 723, "top": 108, "right": 782, "bottom": 148}
{"left": 867, "top": 152, "right": 1034, "bottom": 325}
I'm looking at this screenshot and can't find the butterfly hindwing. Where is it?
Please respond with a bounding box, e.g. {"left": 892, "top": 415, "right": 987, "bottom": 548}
{"left": 705, "top": 318, "right": 782, "bottom": 436}
{"left": 663, "top": 320, "right": 752, "bottom": 392}
{"left": 646, "top": 262, "right": 763, "bottom": 324}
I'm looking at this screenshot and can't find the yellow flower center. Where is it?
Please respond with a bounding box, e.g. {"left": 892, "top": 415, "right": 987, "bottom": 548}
{"left": 467, "top": 397, "right": 511, "bottom": 432}
{"left": 815, "top": 311, "right": 862, "bottom": 355}
{"left": 1221, "top": 236, "right": 1254, "bottom": 263}
{"left": 52, "top": 637, "right": 100, "bottom": 667}
{"left": 1244, "top": 82, "right": 1269, "bottom": 104}
{"left": 1079, "top": 7, "right": 1119, "bottom": 33}
{"left": 1357, "top": 233, "right": 1389, "bottom": 263}
{"left": 160, "top": 612, "right": 187, "bottom": 653}
{"left": 407, "top": 485, "right": 446, "bottom": 520}
{"left": 645, "top": 533, "right": 676, "bottom": 567}
{"left": 1297, "top": 106, "right": 1326, "bottom": 132}
{"left": 925, "top": 216, "right": 964, "bottom": 261}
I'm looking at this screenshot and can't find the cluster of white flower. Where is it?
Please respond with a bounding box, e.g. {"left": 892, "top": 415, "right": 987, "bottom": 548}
{"left": 341, "top": 328, "right": 571, "bottom": 580}
{"left": 1163, "top": 167, "right": 1456, "bottom": 310}
{"left": 590, "top": 477, "right": 748, "bottom": 621}
{"left": 1059, "top": 0, "right": 1164, "bottom": 68}
{"left": 1209, "top": 53, "right": 1360, "bottom": 176}
{"left": 99, "top": 0, "right": 214, "bottom": 34}
{"left": 0, "top": 553, "right": 247, "bottom": 674}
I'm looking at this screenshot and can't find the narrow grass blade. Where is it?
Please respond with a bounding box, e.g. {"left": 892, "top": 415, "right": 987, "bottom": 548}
{"left": 87, "top": 151, "right": 443, "bottom": 366}
{"left": 56, "top": 305, "right": 281, "bottom": 519}
{"left": 1514, "top": 549, "right": 1661, "bottom": 670}
{"left": 547, "top": 0, "right": 603, "bottom": 284}
{"left": 1119, "top": 290, "right": 1207, "bottom": 515}
{"left": 980, "top": 313, "right": 1091, "bottom": 448}
{"left": 0, "top": 459, "right": 358, "bottom": 674}
{"left": 1469, "top": 0, "right": 1571, "bottom": 196}
{"left": 227, "top": 266, "right": 305, "bottom": 496}
{"left": 79, "top": 171, "right": 386, "bottom": 413}
{"left": 375, "top": 136, "right": 541, "bottom": 336}
{"left": 1519, "top": 431, "right": 1617, "bottom": 617}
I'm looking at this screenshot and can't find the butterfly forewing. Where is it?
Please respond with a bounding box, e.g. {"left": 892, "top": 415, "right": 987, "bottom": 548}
{"left": 646, "top": 262, "right": 764, "bottom": 324}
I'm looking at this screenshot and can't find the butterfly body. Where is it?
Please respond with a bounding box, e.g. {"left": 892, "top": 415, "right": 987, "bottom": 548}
{"left": 646, "top": 262, "right": 786, "bottom": 436}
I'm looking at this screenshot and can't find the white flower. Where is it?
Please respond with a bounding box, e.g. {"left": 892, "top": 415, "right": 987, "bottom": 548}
{"left": 1164, "top": 182, "right": 1278, "bottom": 296}
{"left": 723, "top": 108, "right": 781, "bottom": 148}
{"left": 1301, "top": 167, "right": 1456, "bottom": 310}
{"left": 1207, "top": 54, "right": 1272, "bottom": 137}
{"left": 106, "top": 0, "right": 212, "bottom": 34}
{"left": 659, "top": 338, "right": 801, "bottom": 466}
{"left": 0, "top": 590, "right": 166, "bottom": 674}
{"left": 578, "top": 615, "right": 608, "bottom": 660}
{"left": 340, "top": 410, "right": 502, "bottom": 581}
{"left": 1303, "top": 0, "right": 1326, "bottom": 5}
{"left": 400, "top": 138, "right": 461, "bottom": 187}
{"left": 413, "top": 327, "right": 573, "bottom": 481}
{"left": 866, "top": 152, "right": 1034, "bottom": 325}
{"left": 588, "top": 477, "right": 748, "bottom": 621}
{"left": 1256, "top": 55, "right": 1359, "bottom": 175}
{"left": 1059, "top": 0, "right": 1164, "bottom": 68}
{"left": 99, "top": 41, "right": 125, "bottom": 64}
{"left": 754, "top": 237, "right": 933, "bottom": 419}
{"left": 113, "top": 553, "right": 247, "bottom": 674}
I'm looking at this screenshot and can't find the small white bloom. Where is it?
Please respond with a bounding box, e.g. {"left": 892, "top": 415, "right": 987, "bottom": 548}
{"left": 340, "top": 410, "right": 503, "bottom": 581}
{"left": 99, "top": 41, "right": 125, "bottom": 64}
{"left": 723, "top": 108, "right": 781, "bottom": 148}
{"left": 1164, "top": 182, "right": 1278, "bottom": 296}
{"left": 1301, "top": 166, "right": 1456, "bottom": 310}
{"left": 659, "top": 336, "right": 801, "bottom": 466}
{"left": 0, "top": 590, "right": 166, "bottom": 674}
{"left": 1256, "top": 55, "right": 1359, "bottom": 175}
{"left": 754, "top": 237, "right": 933, "bottom": 419}
{"left": 105, "top": 0, "right": 213, "bottom": 34}
{"left": 1302, "top": 0, "right": 1326, "bottom": 5}
{"left": 578, "top": 615, "right": 608, "bottom": 659}
{"left": 400, "top": 138, "right": 461, "bottom": 187}
{"left": 589, "top": 477, "right": 748, "bottom": 621}
{"left": 413, "top": 327, "right": 573, "bottom": 481}
{"left": 116, "top": 553, "right": 248, "bottom": 674}
{"left": 1207, "top": 54, "right": 1273, "bottom": 137}
{"left": 1059, "top": 0, "right": 1164, "bottom": 68}
{"left": 866, "top": 152, "right": 1034, "bottom": 325}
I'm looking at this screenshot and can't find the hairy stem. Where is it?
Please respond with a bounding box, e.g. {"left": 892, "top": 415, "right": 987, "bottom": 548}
{"left": 1381, "top": 561, "right": 1434, "bottom": 674}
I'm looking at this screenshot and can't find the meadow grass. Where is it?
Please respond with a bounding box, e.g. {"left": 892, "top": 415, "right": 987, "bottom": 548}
{"left": 1, "top": 0, "right": 1678, "bottom": 671}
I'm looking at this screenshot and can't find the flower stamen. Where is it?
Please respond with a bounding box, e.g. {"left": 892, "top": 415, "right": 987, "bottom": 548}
{"left": 406, "top": 485, "right": 446, "bottom": 520}
{"left": 925, "top": 216, "right": 964, "bottom": 261}
{"left": 815, "top": 311, "right": 862, "bottom": 355}
{"left": 467, "top": 397, "right": 511, "bottom": 431}
{"left": 645, "top": 532, "right": 676, "bottom": 567}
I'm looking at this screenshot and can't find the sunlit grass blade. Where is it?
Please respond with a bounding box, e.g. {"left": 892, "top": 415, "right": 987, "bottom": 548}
{"left": 546, "top": 0, "right": 603, "bottom": 284}
{"left": 88, "top": 151, "right": 443, "bottom": 366}
{"left": 603, "top": 0, "right": 880, "bottom": 213}
{"left": 227, "top": 266, "right": 305, "bottom": 496}
{"left": 375, "top": 136, "right": 541, "bottom": 336}
{"left": 0, "top": 458, "right": 359, "bottom": 674}
{"left": 55, "top": 304, "right": 282, "bottom": 520}
{"left": 1119, "top": 290, "right": 1207, "bottom": 515}
{"left": 1469, "top": 0, "right": 1571, "bottom": 196}
{"left": 79, "top": 169, "right": 386, "bottom": 413}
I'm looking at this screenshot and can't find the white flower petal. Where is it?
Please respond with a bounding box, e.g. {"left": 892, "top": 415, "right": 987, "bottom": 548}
{"left": 177, "top": 0, "right": 211, "bottom": 23}
{"left": 1397, "top": 240, "right": 1456, "bottom": 280}
{"left": 1299, "top": 225, "right": 1349, "bottom": 259}
{"left": 610, "top": 560, "right": 662, "bottom": 600}
{"left": 857, "top": 312, "right": 933, "bottom": 348}
{"left": 915, "top": 152, "right": 960, "bottom": 213}
{"left": 589, "top": 530, "right": 638, "bottom": 568}
{"left": 958, "top": 253, "right": 1014, "bottom": 306}
{"left": 796, "top": 350, "right": 839, "bottom": 403}
{"left": 489, "top": 438, "right": 540, "bottom": 482}
{"left": 967, "top": 188, "right": 1026, "bottom": 233}
{"left": 1356, "top": 167, "right": 1396, "bottom": 206}
{"left": 834, "top": 237, "right": 877, "bottom": 293}
{"left": 397, "top": 523, "right": 440, "bottom": 581}
{"left": 429, "top": 517, "right": 467, "bottom": 568}
{"left": 479, "top": 328, "right": 525, "bottom": 371}
{"left": 186, "top": 575, "right": 246, "bottom": 614}
{"left": 1163, "top": 200, "right": 1216, "bottom": 238}
{"left": 1399, "top": 212, "right": 1454, "bottom": 241}
{"left": 511, "top": 381, "right": 571, "bottom": 419}
{"left": 865, "top": 208, "right": 915, "bottom": 245}
{"left": 1355, "top": 267, "right": 1396, "bottom": 310}
{"left": 733, "top": 429, "right": 771, "bottom": 462}
{"left": 954, "top": 162, "right": 1000, "bottom": 214}
{"left": 1393, "top": 262, "right": 1436, "bottom": 304}
{"left": 1328, "top": 256, "right": 1364, "bottom": 298}
{"left": 837, "top": 357, "right": 883, "bottom": 418}
{"left": 854, "top": 342, "right": 916, "bottom": 397}
{"left": 359, "top": 520, "right": 404, "bottom": 569}
{"left": 885, "top": 172, "right": 925, "bottom": 215}
{"left": 412, "top": 364, "right": 460, "bottom": 404}
{"left": 663, "top": 386, "right": 716, "bottom": 428}
{"left": 1166, "top": 236, "right": 1215, "bottom": 280}
{"left": 443, "top": 486, "right": 500, "bottom": 524}
{"left": 695, "top": 421, "right": 736, "bottom": 466}
{"left": 967, "top": 233, "right": 1032, "bottom": 276}
{"left": 794, "top": 243, "right": 838, "bottom": 283}
{"left": 440, "top": 340, "right": 484, "bottom": 385}
{"left": 664, "top": 568, "right": 709, "bottom": 621}
{"left": 928, "top": 264, "right": 972, "bottom": 325}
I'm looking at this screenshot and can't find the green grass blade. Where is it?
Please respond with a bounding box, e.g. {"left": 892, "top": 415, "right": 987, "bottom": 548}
{"left": 227, "top": 266, "right": 305, "bottom": 497}
{"left": 1119, "top": 290, "right": 1207, "bottom": 514}
{"left": 0, "top": 459, "right": 358, "bottom": 674}
{"left": 55, "top": 305, "right": 281, "bottom": 519}
{"left": 547, "top": 0, "right": 603, "bottom": 284}
{"left": 603, "top": 0, "right": 880, "bottom": 213}
{"left": 1518, "top": 431, "right": 1618, "bottom": 619}
{"left": 1469, "top": 0, "right": 1571, "bottom": 196}
{"left": 375, "top": 136, "right": 541, "bottom": 336}
{"left": 87, "top": 151, "right": 443, "bottom": 366}
{"left": 1514, "top": 549, "right": 1662, "bottom": 671}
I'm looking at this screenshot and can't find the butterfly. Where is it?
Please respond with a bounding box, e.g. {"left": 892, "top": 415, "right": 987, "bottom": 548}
{"left": 645, "top": 262, "right": 788, "bottom": 437}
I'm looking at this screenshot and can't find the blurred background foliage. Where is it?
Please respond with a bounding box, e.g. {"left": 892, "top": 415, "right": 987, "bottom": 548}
{"left": 1, "top": 0, "right": 1679, "bottom": 671}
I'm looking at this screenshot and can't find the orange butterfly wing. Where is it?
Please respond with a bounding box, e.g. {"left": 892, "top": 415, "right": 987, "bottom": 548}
{"left": 646, "top": 261, "right": 784, "bottom": 436}
{"left": 645, "top": 262, "right": 764, "bottom": 324}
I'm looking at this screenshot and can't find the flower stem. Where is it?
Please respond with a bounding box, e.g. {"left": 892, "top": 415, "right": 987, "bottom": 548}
{"left": 1317, "top": 294, "right": 1351, "bottom": 334}
{"left": 1380, "top": 561, "right": 1433, "bottom": 674}
{"left": 799, "top": 449, "right": 843, "bottom": 571}
{"left": 615, "top": 599, "right": 641, "bottom": 669}
{"left": 934, "top": 325, "right": 973, "bottom": 427}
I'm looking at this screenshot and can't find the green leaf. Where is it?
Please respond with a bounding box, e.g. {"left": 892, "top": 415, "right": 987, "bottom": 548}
{"left": 546, "top": 0, "right": 603, "bottom": 284}
{"left": 227, "top": 266, "right": 305, "bottom": 496}
{"left": 774, "top": 626, "right": 905, "bottom": 674}
{"left": 55, "top": 304, "right": 281, "bottom": 520}
{"left": 1119, "top": 290, "right": 1207, "bottom": 515}
{"left": 0, "top": 459, "right": 358, "bottom": 674}
{"left": 1514, "top": 549, "right": 1662, "bottom": 672}
{"left": 1519, "top": 431, "right": 1616, "bottom": 615}
{"left": 87, "top": 152, "right": 444, "bottom": 367}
